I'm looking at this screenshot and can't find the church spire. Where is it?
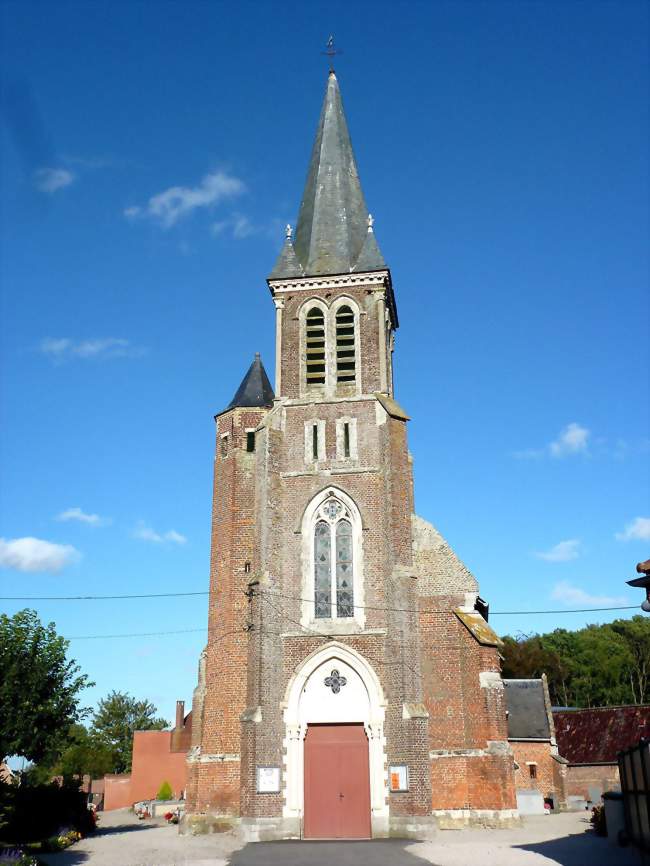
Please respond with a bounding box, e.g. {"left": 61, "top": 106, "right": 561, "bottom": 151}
{"left": 287, "top": 71, "right": 386, "bottom": 278}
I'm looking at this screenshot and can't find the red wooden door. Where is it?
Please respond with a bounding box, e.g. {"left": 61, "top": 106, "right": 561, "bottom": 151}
{"left": 303, "top": 723, "right": 371, "bottom": 839}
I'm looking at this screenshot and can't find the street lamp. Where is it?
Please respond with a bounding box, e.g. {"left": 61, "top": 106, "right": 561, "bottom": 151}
{"left": 627, "top": 559, "right": 650, "bottom": 612}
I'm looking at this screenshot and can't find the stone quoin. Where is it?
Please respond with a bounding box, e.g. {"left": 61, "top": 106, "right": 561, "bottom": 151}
{"left": 184, "top": 69, "right": 518, "bottom": 840}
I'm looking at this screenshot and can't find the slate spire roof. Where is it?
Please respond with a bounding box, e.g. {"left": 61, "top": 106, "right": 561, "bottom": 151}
{"left": 224, "top": 353, "right": 274, "bottom": 411}
{"left": 270, "top": 71, "right": 387, "bottom": 279}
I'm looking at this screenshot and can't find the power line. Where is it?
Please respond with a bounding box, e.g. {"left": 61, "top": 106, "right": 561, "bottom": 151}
{"left": 0, "top": 591, "right": 209, "bottom": 601}
{"left": 67, "top": 625, "right": 244, "bottom": 642}
{"left": 0, "top": 587, "right": 637, "bottom": 617}
{"left": 256, "top": 588, "right": 638, "bottom": 618}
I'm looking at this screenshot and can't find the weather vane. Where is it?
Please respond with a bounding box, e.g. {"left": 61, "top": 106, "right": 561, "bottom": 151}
{"left": 322, "top": 35, "right": 342, "bottom": 72}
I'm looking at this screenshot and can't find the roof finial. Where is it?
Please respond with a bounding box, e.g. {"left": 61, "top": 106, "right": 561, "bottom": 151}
{"left": 367, "top": 213, "right": 374, "bottom": 233}
{"left": 285, "top": 223, "right": 293, "bottom": 240}
{"left": 322, "top": 35, "right": 342, "bottom": 73}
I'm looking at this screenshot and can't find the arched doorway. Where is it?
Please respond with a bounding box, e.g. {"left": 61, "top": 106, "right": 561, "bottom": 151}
{"left": 282, "top": 642, "right": 388, "bottom": 838}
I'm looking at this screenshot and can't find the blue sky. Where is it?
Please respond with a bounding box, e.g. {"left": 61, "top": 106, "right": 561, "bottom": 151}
{"left": 1, "top": 0, "right": 648, "bottom": 727}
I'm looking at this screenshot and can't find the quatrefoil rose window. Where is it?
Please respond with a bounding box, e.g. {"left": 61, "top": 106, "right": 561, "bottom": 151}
{"left": 314, "top": 497, "right": 354, "bottom": 619}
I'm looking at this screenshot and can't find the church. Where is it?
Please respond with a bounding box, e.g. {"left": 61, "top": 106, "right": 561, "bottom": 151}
{"left": 184, "top": 69, "right": 517, "bottom": 840}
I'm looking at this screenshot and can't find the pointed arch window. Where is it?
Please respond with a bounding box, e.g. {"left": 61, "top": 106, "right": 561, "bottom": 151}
{"left": 313, "top": 497, "right": 355, "bottom": 619}
{"left": 305, "top": 307, "right": 326, "bottom": 385}
{"left": 335, "top": 305, "right": 356, "bottom": 384}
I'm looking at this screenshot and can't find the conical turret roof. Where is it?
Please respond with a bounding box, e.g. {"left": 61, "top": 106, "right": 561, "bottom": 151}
{"left": 224, "top": 353, "right": 274, "bottom": 412}
{"left": 289, "top": 71, "right": 386, "bottom": 277}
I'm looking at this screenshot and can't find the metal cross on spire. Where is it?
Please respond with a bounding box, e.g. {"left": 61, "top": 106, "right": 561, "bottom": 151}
{"left": 322, "top": 35, "right": 342, "bottom": 72}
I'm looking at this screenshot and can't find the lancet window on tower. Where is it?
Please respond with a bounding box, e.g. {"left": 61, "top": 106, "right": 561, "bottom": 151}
{"left": 313, "top": 497, "right": 355, "bottom": 618}
{"left": 305, "top": 307, "right": 326, "bottom": 385}
{"left": 335, "top": 305, "right": 356, "bottom": 384}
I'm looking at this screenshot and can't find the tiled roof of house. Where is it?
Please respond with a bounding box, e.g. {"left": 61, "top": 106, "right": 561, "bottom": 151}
{"left": 553, "top": 705, "right": 650, "bottom": 764}
{"left": 504, "top": 679, "right": 551, "bottom": 740}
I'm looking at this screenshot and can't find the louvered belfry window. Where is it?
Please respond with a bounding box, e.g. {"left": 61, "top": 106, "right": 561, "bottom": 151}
{"left": 313, "top": 497, "right": 354, "bottom": 619}
{"left": 305, "top": 307, "right": 326, "bottom": 385}
{"left": 335, "top": 305, "right": 356, "bottom": 384}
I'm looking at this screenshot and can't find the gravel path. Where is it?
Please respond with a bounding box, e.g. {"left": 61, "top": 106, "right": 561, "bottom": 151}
{"left": 38, "top": 809, "right": 644, "bottom": 866}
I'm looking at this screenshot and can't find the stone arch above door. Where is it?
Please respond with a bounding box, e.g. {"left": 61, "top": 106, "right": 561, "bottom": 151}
{"left": 282, "top": 642, "right": 388, "bottom": 825}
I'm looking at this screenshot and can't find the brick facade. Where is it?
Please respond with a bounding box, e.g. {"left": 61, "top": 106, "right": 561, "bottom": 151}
{"left": 511, "top": 742, "right": 562, "bottom": 802}
{"left": 184, "top": 276, "right": 517, "bottom": 835}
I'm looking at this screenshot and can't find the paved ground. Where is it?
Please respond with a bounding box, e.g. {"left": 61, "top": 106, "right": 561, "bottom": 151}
{"left": 38, "top": 808, "right": 647, "bottom": 866}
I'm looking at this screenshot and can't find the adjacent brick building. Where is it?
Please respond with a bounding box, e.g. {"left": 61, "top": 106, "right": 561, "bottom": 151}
{"left": 553, "top": 705, "right": 650, "bottom": 802}
{"left": 185, "top": 69, "right": 517, "bottom": 840}
{"left": 103, "top": 700, "right": 192, "bottom": 810}
{"left": 504, "top": 678, "right": 567, "bottom": 810}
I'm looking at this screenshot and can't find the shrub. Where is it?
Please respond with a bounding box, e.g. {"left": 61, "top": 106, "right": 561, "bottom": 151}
{"left": 591, "top": 804, "right": 607, "bottom": 836}
{"left": 156, "top": 780, "right": 173, "bottom": 801}
{"left": 0, "top": 779, "right": 95, "bottom": 844}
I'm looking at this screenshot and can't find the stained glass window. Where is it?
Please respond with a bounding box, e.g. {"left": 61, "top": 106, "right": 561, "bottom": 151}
{"left": 313, "top": 498, "right": 356, "bottom": 620}
{"left": 314, "top": 520, "right": 331, "bottom": 618}
{"left": 336, "top": 519, "right": 354, "bottom": 617}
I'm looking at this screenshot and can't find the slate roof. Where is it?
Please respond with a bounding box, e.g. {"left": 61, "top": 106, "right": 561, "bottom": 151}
{"left": 269, "top": 236, "right": 303, "bottom": 280}
{"left": 272, "top": 71, "right": 386, "bottom": 279}
{"left": 353, "top": 227, "right": 386, "bottom": 272}
{"left": 553, "top": 705, "right": 650, "bottom": 764}
{"left": 223, "top": 354, "right": 274, "bottom": 413}
{"left": 504, "top": 679, "right": 551, "bottom": 740}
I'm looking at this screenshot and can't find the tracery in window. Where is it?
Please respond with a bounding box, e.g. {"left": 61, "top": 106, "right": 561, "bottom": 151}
{"left": 313, "top": 497, "right": 354, "bottom": 619}
{"left": 336, "top": 520, "right": 353, "bottom": 616}
{"left": 314, "top": 520, "right": 331, "bottom": 618}
{"left": 305, "top": 307, "right": 326, "bottom": 385}
{"left": 335, "top": 305, "right": 356, "bottom": 384}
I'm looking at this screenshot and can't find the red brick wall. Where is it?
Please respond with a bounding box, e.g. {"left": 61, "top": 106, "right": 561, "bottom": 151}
{"left": 129, "top": 731, "right": 188, "bottom": 803}
{"left": 511, "top": 742, "right": 558, "bottom": 800}
{"left": 420, "top": 601, "right": 516, "bottom": 811}
{"left": 186, "top": 405, "right": 266, "bottom": 814}
{"left": 565, "top": 764, "right": 620, "bottom": 799}
{"left": 103, "top": 774, "right": 132, "bottom": 811}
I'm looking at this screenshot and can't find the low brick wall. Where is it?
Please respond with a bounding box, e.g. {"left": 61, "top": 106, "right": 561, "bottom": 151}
{"left": 565, "top": 763, "right": 620, "bottom": 801}
{"left": 104, "top": 774, "right": 132, "bottom": 811}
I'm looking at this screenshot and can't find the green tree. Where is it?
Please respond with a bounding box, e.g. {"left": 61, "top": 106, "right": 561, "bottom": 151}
{"left": 0, "top": 609, "right": 92, "bottom": 764}
{"left": 91, "top": 691, "right": 168, "bottom": 773}
{"left": 51, "top": 724, "right": 115, "bottom": 779}
{"left": 609, "top": 616, "right": 650, "bottom": 704}
{"left": 501, "top": 616, "right": 650, "bottom": 708}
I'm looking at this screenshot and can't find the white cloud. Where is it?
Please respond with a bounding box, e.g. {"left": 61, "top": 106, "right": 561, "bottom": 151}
{"left": 534, "top": 539, "right": 582, "bottom": 562}
{"left": 549, "top": 422, "right": 590, "bottom": 457}
{"left": 39, "top": 337, "right": 146, "bottom": 362}
{"left": 56, "top": 507, "right": 110, "bottom": 527}
{"left": 33, "top": 167, "right": 75, "bottom": 193}
{"left": 125, "top": 170, "right": 245, "bottom": 228}
{"left": 211, "top": 213, "right": 255, "bottom": 239}
{"left": 133, "top": 523, "right": 187, "bottom": 545}
{"left": 616, "top": 517, "right": 650, "bottom": 542}
{"left": 0, "top": 537, "right": 80, "bottom": 573}
{"left": 551, "top": 581, "right": 627, "bottom": 607}
{"left": 514, "top": 422, "right": 590, "bottom": 460}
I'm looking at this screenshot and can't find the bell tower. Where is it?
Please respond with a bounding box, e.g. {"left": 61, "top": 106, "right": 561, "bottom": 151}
{"left": 186, "top": 68, "right": 516, "bottom": 840}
